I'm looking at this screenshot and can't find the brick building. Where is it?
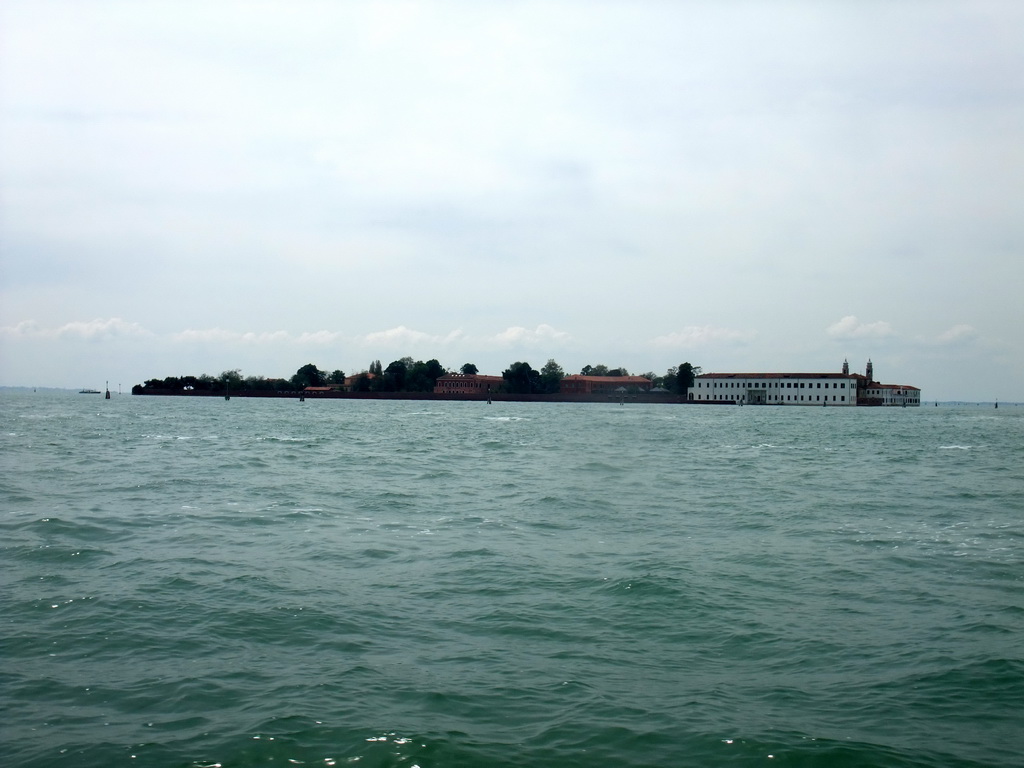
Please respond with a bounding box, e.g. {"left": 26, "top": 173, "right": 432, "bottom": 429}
{"left": 433, "top": 373, "right": 504, "bottom": 395}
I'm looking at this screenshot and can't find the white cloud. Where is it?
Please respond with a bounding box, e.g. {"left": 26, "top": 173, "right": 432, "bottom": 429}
{"left": 169, "top": 328, "right": 342, "bottom": 345}
{"left": 0, "top": 317, "right": 153, "bottom": 340}
{"left": 361, "top": 326, "right": 464, "bottom": 348}
{"left": 826, "top": 316, "right": 894, "bottom": 339}
{"left": 935, "top": 324, "right": 977, "bottom": 344}
{"left": 294, "top": 330, "right": 345, "bottom": 345}
{"left": 649, "top": 326, "right": 753, "bottom": 348}
{"left": 0, "top": 320, "right": 43, "bottom": 338}
{"left": 491, "top": 324, "right": 572, "bottom": 346}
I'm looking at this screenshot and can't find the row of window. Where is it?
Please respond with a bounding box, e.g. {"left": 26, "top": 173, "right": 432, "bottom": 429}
{"left": 438, "top": 382, "right": 489, "bottom": 390}
{"left": 699, "top": 394, "right": 848, "bottom": 402}
{"left": 697, "top": 381, "right": 848, "bottom": 389}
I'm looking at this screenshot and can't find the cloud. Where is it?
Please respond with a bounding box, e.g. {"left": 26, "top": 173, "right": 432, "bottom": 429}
{"left": 935, "top": 324, "right": 977, "bottom": 344}
{"left": 360, "top": 326, "right": 465, "bottom": 348}
{"left": 826, "top": 316, "right": 894, "bottom": 339}
{"left": 491, "top": 324, "right": 572, "bottom": 346}
{"left": 294, "top": 331, "right": 345, "bottom": 345}
{"left": 171, "top": 328, "right": 284, "bottom": 344}
{"left": 0, "top": 318, "right": 153, "bottom": 340}
{"left": 168, "top": 328, "right": 349, "bottom": 345}
{"left": 649, "top": 325, "right": 753, "bottom": 348}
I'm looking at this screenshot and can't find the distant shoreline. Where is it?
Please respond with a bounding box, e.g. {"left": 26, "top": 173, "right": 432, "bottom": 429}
{"left": 130, "top": 388, "right": 692, "bottom": 404}
{"left": 0, "top": 388, "right": 1017, "bottom": 405}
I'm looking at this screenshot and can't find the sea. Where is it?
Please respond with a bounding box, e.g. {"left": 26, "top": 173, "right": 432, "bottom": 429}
{"left": 2, "top": 392, "right": 1022, "bottom": 768}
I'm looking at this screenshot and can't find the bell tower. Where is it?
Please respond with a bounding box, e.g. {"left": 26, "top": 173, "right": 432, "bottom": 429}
{"left": 842, "top": 359, "right": 849, "bottom": 375}
{"left": 866, "top": 359, "right": 874, "bottom": 383}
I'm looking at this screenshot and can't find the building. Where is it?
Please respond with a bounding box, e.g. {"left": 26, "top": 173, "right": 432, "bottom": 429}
{"left": 860, "top": 383, "right": 921, "bottom": 407}
{"left": 433, "top": 373, "right": 504, "bottom": 395}
{"left": 343, "top": 372, "right": 376, "bottom": 391}
{"left": 687, "top": 360, "right": 920, "bottom": 406}
{"left": 559, "top": 375, "right": 653, "bottom": 395}
{"left": 688, "top": 371, "right": 859, "bottom": 405}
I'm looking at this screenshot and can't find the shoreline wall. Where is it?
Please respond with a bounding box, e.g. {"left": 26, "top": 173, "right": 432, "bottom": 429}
{"left": 131, "top": 389, "right": 713, "bottom": 405}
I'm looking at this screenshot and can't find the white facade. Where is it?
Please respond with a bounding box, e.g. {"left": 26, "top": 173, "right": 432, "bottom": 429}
{"left": 863, "top": 384, "right": 921, "bottom": 406}
{"left": 688, "top": 373, "right": 860, "bottom": 405}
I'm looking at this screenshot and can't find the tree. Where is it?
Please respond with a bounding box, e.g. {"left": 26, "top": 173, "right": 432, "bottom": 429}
{"left": 406, "top": 359, "right": 446, "bottom": 391}
{"left": 641, "top": 371, "right": 664, "bottom": 388}
{"left": 502, "top": 361, "right": 541, "bottom": 394}
{"left": 366, "top": 360, "right": 384, "bottom": 391}
{"left": 220, "top": 369, "right": 243, "bottom": 389}
{"left": 676, "top": 362, "right": 700, "bottom": 393}
{"left": 460, "top": 363, "right": 479, "bottom": 375}
{"left": 327, "top": 369, "right": 346, "bottom": 386}
{"left": 244, "top": 375, "right": 276, "bottom": 391}
{"left": 380, "top": 359, "right": 408, "bottom": 392}
{"left": 351, "top": 373, "right": 374, "bottom": 392}
{"left": 539, "top": 359, "right": 565, "bottom": 394}
{"left": 291, "top": 363, "right": 325, "bottom": 389}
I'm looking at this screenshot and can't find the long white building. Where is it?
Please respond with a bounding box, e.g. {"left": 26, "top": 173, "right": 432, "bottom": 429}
{"left": 687, "top": 360, "right": 921, "bottom": 406}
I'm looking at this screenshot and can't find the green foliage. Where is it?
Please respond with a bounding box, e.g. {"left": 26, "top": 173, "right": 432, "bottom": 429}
{"left": 292, "top": 363, "right": 325, "bottom": 389}
{"left": 502, "top": 361, "right": 541, "bottom": 394}
{"left": 351, "top": 373, "right": 374, "bottom": 392}
{"left": 539, "top": 359, "right": 565, "bottom": 394}
{"left": 244, "top": 375, "right": 277, "bottom": 391}
{"left": 406, "top": 359, "right": 446, "bottom": 392}
{"left": 141, "top": 374, "right": 214, "bottom": 391}
{"left": 380, "top": 359, "right": 408, "bottom": 392}
{"left": 675, "top": 362, "right": 699, "bottom": 393}
{"left": 134, "top": 359, "right": 700, "bottom": 397}
{"left": 640, "top": 371, "right": 669, "bottom": 389}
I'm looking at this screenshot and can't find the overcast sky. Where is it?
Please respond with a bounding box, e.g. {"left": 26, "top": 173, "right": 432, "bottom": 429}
{"left": 2, "top": 1, "right": 1022, "bottom": 400}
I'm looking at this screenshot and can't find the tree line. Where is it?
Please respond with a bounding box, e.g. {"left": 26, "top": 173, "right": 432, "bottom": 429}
{"left": 135, "top": 360, "right": 700, "bottom": 395}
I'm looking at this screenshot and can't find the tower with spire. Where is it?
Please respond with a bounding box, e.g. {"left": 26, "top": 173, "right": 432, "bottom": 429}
{"left": 842, "top": 359, "right": 849, "bottom": 375}
{"left": 866, "top": 359, "right": 874, "bottom": 383}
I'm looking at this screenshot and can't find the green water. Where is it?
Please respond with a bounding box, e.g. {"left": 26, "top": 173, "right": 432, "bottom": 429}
{"left": 2, "top": 394, "right": 1022, "bottom": 767}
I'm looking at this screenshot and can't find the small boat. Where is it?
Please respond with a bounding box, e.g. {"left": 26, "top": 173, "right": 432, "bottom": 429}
{"left": 79, "top": 388, "right": 102, "bottom": 394}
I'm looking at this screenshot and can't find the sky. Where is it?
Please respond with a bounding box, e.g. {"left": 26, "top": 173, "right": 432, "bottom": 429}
{"left": 2, "top": 1, "right": 1022, "bottom": 400}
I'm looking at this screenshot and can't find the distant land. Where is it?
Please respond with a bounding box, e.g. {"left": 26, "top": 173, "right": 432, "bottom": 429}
{"left": 1, "top": 386, "right": 1017, "bottom": 407}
